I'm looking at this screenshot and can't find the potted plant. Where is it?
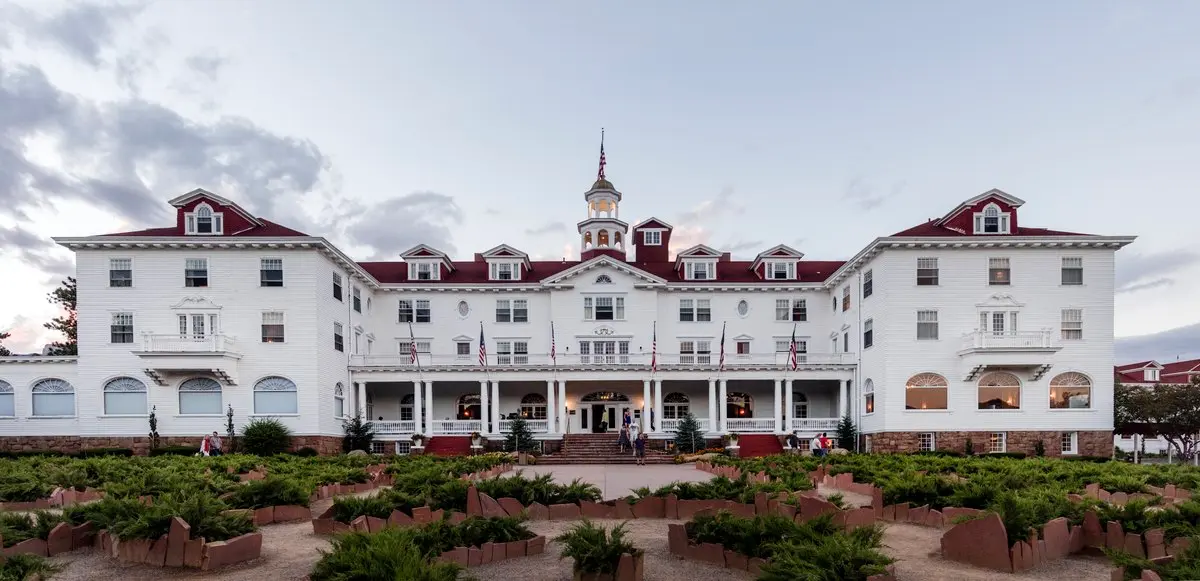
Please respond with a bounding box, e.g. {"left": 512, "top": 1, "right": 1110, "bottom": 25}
{"left": 469, "top": 431, "right": 483, "bottom": 447}
{"left": 723, "top": 432, "right": 740, "bottom": 447}
{"left": 556, "top": 520, "right": 643, "bottom": 581}
{"left": 410, "top": 433, "right": 427, "bottom": 453}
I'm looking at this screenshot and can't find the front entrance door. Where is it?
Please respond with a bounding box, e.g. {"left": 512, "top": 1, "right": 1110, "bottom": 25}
{"left": 591, "top": 404, "right": 617, "bottom": 433}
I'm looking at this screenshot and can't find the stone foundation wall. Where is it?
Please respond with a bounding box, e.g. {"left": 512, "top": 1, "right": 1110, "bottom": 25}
{"left": 0, "top": 435, "right": 345, "bottom": 456}
{"left": 868, "top": 430, "right": 1112, "bottom": 457}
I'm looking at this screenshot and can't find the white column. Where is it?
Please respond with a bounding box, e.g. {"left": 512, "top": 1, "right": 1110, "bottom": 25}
{"left": 653, "top": 379, "right": 664, "bottom": 433}
{"left": 558, "top": 381, "right": 567, "bottom": 433}
{"left": 784, "top": 379, "right": 794, "bottom": 433}
{"left": 642, "top": 379, "right": 652, "bottom": 432}
{"left": 356, "top": 382, "right": 367, "bottom": 417}
{"left": 480, "top": 380, "right": 490, "bottom": 433}
{"left": 707, "top": 379, "right": 717, "bottom": 433}
{"left": 774, "top": 378, "right": 783, "bottom": 433}
{"left": 718, "top": 379, "right": 728, "bottom": 432}
{"left": 839, "top": 380, "right": 849, "bottom": 419}
{"left": 546, "top": 379, "right": 557, "bottom": 434}
{"left": 491, "top": 381, "right": 500, "bottom": 434}
{"left": 413, "top": 381, "right": 423, "bottom": 434}
{"left": 423, "top": 380, "right": 434, "bottom": 435}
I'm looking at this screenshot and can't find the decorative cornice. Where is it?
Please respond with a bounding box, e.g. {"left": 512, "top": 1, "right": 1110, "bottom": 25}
{"left": 0, "top": 356, "right": 79, "bottom": 365}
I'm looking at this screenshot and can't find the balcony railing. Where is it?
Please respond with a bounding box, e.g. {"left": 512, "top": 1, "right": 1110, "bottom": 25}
{"left": 725, "top": 418, "right": 778, "bottom": 433}
{"left": 351, "top": 352, "right": 854, "bottom": 368}
{"left": 430, "top": 420, "right": 481, "bottom": 435}
{"left": 375, "top": 420, "right": 417, "bottom": 435}
{"left": 660, "top": 418, "right": 712, "bottom": 432}
{"left": 792, "top": 418, "right": 840, "bottom": 432}
{"left": 498, "top": 419, "right": 549, "bottom": 433}
{"left": 960, "top": 330, "right": 1057, "bottom": 351}
{"left": 139, "top": 333, "right": 237, "bottom": 353}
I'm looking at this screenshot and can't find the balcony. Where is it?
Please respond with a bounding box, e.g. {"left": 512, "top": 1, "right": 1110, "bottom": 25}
{"left": 958, "top": 330, "right": 1061, "bottom": 381}
{"left": 374, "top": 419, "right": 552, "bottom": 436}
{"left": 133, "top": 333, "right": 242, "bottom": 386}
{"left": 660, "top": 418, "right": 712, "bottom": 433}
{"left": 350, "top": 351, "right": 855, "bottom": 371}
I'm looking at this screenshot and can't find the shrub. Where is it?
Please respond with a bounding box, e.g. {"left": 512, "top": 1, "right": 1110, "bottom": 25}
{"left": 0, "top": 473, "right": 52, "bottom": 503}
{"left": 108, "top": 489, "right": 254, "bottom": 542}
{"left": 227, "top": 477, "right": 311, "bottom": 509}
{"left": 504, "top": 417, "right": 538, "bottom": 453}
{"left": 63, "top": 497, "right": 148, "bottom": 530}
{"left": 310, "top": 528, "right": 461, "bottom": 581}
{"left": 673, "top": 412, "right": 707, "bottom": 454}
{"left": 241, "top": 418, "right": 293, "bottom": 456}
{"left": 758, "top": 525, "right": 893, "bottom": 581}
{"left": 0, "top": 554, "right": 61, "bottom": 580}
{"left": 342, "top": 415, "right": 375, "bottom": 453}
{"left": 148, "top": 445, "right": 198, "bottom": 457}
{"left": 293, "top": 447, "right": 319, "bottom": 457}
{"left": 75, "top": 447, "right": 134, "bottom": 458}
{"left": 0, "top": 511, "right": 67, "bottom": 548}
{"left": 555, "top": 519, "right": 639, "bottom": 575}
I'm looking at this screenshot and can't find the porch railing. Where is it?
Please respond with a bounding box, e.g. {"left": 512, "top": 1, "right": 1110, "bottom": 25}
{"left": 428, "top": 420, "right": 481, "bottom": 435}
{"left": 960, "top": 330, "right": 1058, "bottom": 351}
{"left": 139, "top": 333, "right": 237, "bottom": 353}
{"left": 792, "top": 418, "right": 840, "bottom": 432}
{"left": 498, "top": 419, "right": 549, "bottom": 433}
{"left": 661, "top": 418, "right": 712, "bottom": 433}
{"left": 350, "top": 351, "right": 855, "bottom": 368}
{"left": 374, "top": 420, "right": 416, "bottom": 435}
{"left": 725, "top": 418, "right": 777, "bottom": 433}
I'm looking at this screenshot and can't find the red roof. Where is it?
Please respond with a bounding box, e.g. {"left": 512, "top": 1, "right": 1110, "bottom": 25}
{"left": 891, "top": 221, "right": 1088, "bottom": 237}
{"left": 357, "top": 257, "right": 846, "bottom": 284}
{"left": 101, "top": 219, "right": 310, "bottom": 238}
{"left": 1114, "top": 359, "right": 1200, "bottom": 385}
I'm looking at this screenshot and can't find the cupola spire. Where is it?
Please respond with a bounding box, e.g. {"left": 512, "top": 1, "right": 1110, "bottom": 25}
{"left": 597, "top": 128, "right": 606, "bottom": 180}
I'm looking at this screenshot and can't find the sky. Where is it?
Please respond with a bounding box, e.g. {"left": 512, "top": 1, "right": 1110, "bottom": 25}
{"left": 1, "top": 0, "right": 1198, "bottom": 361}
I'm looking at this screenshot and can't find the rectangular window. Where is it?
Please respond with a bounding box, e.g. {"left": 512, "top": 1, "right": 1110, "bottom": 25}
{"left": 679, "top": 299, "right": 712, "bottom": 322}
{"left": 185, "top": 258, "right": 208, "bottom": 287}
{"left": 496, "top": 341, "right": 529, "bottom": 365}
{"left": 863, "top": 270, "right": 873, "bottom": 298}
{"left": 583, "top": 297, "right": 593, "bottom": 320}
{"left": 1061, "top": 432, "right": 1078, "bottom": 455}
{"left": 496, "top": 299, "right": 529, "bottom": 323}
{"left": 260, "top": 258, "right": 283, "bottom": 287}
{"left": 916, "top": 258, "right": 939, "bottom": 286}
{"left": 456, "top": 342, "right": 471, "bottom": 357}
{"left": 842, "top": 286, "right": 851, "bottom": 311}
{"left": 686, "top": 261, "right": 713, "bottom": 280}
{"left": 109, "top": 258, "right": 133, "bottom": 287}
{"left": 354, "top": 331, "right": 361, "bottom": 354}
{"left": 333, "top": 322, "right": 344, "bottom": 352}
{"left": 917, "top": 310, "right": 939, "bottom": 340}
{"left": 643, "top": 230, "right": 662, "bottom": 245}
{"left": 491, "top": 262, "right": 515, "bottom": 280}
{"left": 332, "top": 273, "right": 343, "bottom": 301}
{"left": 767, "top": 262, "right": 794, "bottom": 280}
{"left": 679, "top": 340, "right": 712, "bottom": 365}
{"left": 791, "top": 299, "right": 807, "bottom": 321}
{"left": 918, "top": 433, "right": 935, "bottom": 452}
{"left": 1061, "top": 257, "right": 1083, "bottom": 285}
{"left": 398, "top": 341, "right": 431, "bottom": 360}
{"left": 596, "top": 297, "right": 615, "bottom": 320}
{"left": 352, "top": 288, "right": 362, "bottom": 313}
{"left": 989, "top": 432, "right": 1007, "bottom": 453}
{"left": 843, "top": 331, "right": 849, "bottom": 352}
{"left": 735, "top": 340, "right": 750, "bottom": 354}
{"left": 398, "top": 299, "right": 431, "bottom": 323}
{"left": 988, "top": 257, "right": 1011, "bottom": 285}
{"left": 992, "top": 312, "right": 1006, "bottom": 335}
{"left": 110, "top": 312, "right": 134, "bottom": 343}
{"left": 411, "top": 262, "right": 438, "bottom": 280}
{"left": 863, "top": 319, "right": 873, "bottom": 349}
{"left": 775, "top": 299, "right": 789, "bottom": 321}
{"left": 261, "top": 312, "right": 285, "bottom": 343}
{"left": 1061, "top": 309, "right": 1083, "bottom": 340}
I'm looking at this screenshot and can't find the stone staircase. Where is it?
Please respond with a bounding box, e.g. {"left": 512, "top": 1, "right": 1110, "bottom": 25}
{"left": 424, "top": 436, "right": 471, "bottom": 457}
{"left": 538, "top": 433, "right": 676, "bottom": 465}
{"left": 736, "top": 434, "right": 784, "bottom": 458}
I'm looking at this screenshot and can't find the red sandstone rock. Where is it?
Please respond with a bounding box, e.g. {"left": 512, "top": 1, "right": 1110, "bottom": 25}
{"left": 507, "top": 539, "right": 528, "bottom": 557}
{"left": 1042, "top": 517, "right": 1070, "bottom": 560}
{"left": 1124, "top": 532, "right": 1146, "bottom": 558}
{"left": 925, "top": 509, "right": 944, "bottom": 528}
{"left": 468, "top": 546, "right": 483, "bottom": 567}
{"left": 845, "top": 507, "right": 876, "bottom": 530}
{"left": 1142, "top": 570, "right": 1163, "bottom": 581}
{"left": 350, "top": 515, "right": 370, "bottom": 532}
{"left": 1146, "top": 528, "right": 1166, "bottom": 559}
{"left": 941, "top": 507, "right": 983, "bottom": 524}
{"left": 1107, "top": 521, "right": 1125, "bottom": 550}
{"left": 166, "top": 517, "right": 190, "bottom": 567}
{"left": 253, "top": 506, "right": 274, "bottom": 526}
{"left": 146, "top": 534, "right": 168, "bottom": 567}
{"left": 46, "top": 522, "right": 73, "bottom": 556}
{"left": 480, "top": 542, "right": 494, "bottom": 564}
{"left": 1112, "top": 492, "right": 1129, "bottom": 506}
{"left": 498, "top": 497, "right": 525, "bottom": 518}
{"left": 754, "top": 492, "right": 769, "bottom": 515}
{"left": 909, "top": 504, "right": 928, "bottom": 525}
{"left": 581, "top": 500, "right": 616, "bottom": 519}
{"left": 3, "top": 538, "right": 48, "bottom": 557}
{"left": 491, "top": 541, "right": 507, "bottom": 562}
{"left": 615, "top": 499, "right": 634, "bottom": 519}
{"left": 835, "top": 472, "right": 854, "bottom": 488}
{"left": 447, "top": 511, "right": 465, "bottom": 525}
{"left": 478, "top": 493, "right": 507, "bottom": 519}
{"left": 872, "top": 487, "right": 884, "bottom": 518}
{"left": 70, "top": 521, "right": 94, "bottom": 550}
{"left": 550, "top": 503, "right": 581, "bottom": 519}
{"left": 698, "top": 543, "right": 725, "bottom": 566}
{"left": 667, "top": 523, "right": 688, "bottom": 555}
{"left": 616, "top": 552, "right": 644, "bottom": 581}
{"left": 941, "top": 512, "right": 1012, "bottom": 573}
{"left": 722, "top": 549, "right": 748, "bottom": 570}
{"left": 527, "top": 502, "right": 550, "bottom": 520}
{"left": 729, "top": 502, "right": 756, "bottom": 518}
{"left": 528, "top": 535, "right": 546, "bottom": 555}
{"left": 798, "top": 495, "right": 838, "bottom": 521}
{"left": 665, "top": 494, "right": 679, "bottom": 519}
{"left": 365, "top": 516, "right": 387, "bottom": 533}
{"left": 201, "top": 532, "right": 262, "bottom": 570}
{"left": 1083, "top": 511, "right": 1105, "bottom": 547}
{"left": 412, "top": 506, "right": 433, "bottom": 524}
{"left": 1085, "top": 483, "right": 1100, "bottom": 498}
{"left": 127, "top": 538, "right": 153, "bottom": 563}
{"left": 440, "top": 547, "right": 469, "bottom": 567}
{"left": 883, "top": 505, "right": 896, "bottom": 521}
{"left": 1068, "top": 524, "right": 1085, "bottom": 554}
{"left": 894, "top": 502, "right": 910, "bottom": 523}
{"left": 273, "top": 505, "right": 311, "bottom": 522}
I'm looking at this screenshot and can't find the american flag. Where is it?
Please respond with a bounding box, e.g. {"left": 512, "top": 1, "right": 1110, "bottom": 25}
{"left": 718, "top": 321, "right": 726, "bottom": 371}
{"left": 408, "top": 322, "right": 419, "bottom": 366}
{"left": 597, "top": 130, "right": 606, "bottom": 180}
{"left": 478, "top": 323, "right": 487, "bottom": 368}
{"left": 788, "top": 323, "right": 799, "bottom": 371}
{"left": 650, "top": 321, "right": 657, "bottom": 372}
{"left": 550, "top": 322, "right": 557, "bottom": 364}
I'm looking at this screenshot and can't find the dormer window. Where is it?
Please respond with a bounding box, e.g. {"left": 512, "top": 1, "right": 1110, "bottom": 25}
{"left": 185, "top": 203, "right": 224, "bottom": 235}
{"left": 973, "top": 203, "right": 1011, "bottom": 234}
{"left": 408, "top": 262, "right": 440, "bottom": 281}
{"left": 685, "top": 261, "right": 715, "bottom": 281}
{"left": 1145, "top": 369, "right": 1160, "bottom": 382}
{"left": 766, "top": 261, "right": 795, "bottom": 280}
{"left": 643, "top": 230, "right": 662, "bottom": 246}
{"left": 489, "top": 262, "right": 520, "bottom": 281}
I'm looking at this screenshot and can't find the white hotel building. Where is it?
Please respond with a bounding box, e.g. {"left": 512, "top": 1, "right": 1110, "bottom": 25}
{"left": 0, "top": 166, "right": 1133, "bottom": 456}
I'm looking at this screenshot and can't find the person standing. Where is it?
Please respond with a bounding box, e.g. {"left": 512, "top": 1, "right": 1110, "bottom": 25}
{"left": 209, "top": 431, "right": 223, "bottom": 456}
{"left": 618, "top": 425, "right": 631, "bottom": 453}
{"left": 622, "top": 409, "right": 632, "bottom": 428}
{"left": 818, "top": 432, "right": 831, "bottom": 456}
{"left": 809, "top": 434, "right": 824, "bottom": 458}
{"left": 634, "top": 433, "right": 647, "bottom": 465}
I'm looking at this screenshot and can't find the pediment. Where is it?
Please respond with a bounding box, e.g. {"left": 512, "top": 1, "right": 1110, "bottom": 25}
{"left": 400, "top": 244, "right": 449, "bottom": 260}
{"left": 167, "top": 188, "right": 261, "bottom": 225}
{"left": 171, "top": 296, "right": 223, "bottom": 310}
{"left": 937, "top": 189, "right": 1026, "bottom": 225}
{"left": 751, "top": 244, "right": 805, "bottom": 269}
{"left": 540, "top": 255, "right": 666, "bottom": 286}
{"left": 633, "top": 217, "right": 674, "bottom": 230}
{"left": 676, "top": 244, "right": 722, "bottom": 258}
{"left": 481, "top": 244, "right": 529, "bottom": 262}
{"left": 732, "top": 334, "right": 754, "bottom": 341}
{"left": 451, "top": 335, "right": 473, "bottom": 342}
{"left": 975, "top": 293, "right": 1025, "bottom": 308}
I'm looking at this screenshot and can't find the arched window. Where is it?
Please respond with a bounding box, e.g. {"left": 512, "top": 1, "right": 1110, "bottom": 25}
{"left": 334, "top": 383, "right": 346, "bottom": 419}
{"left": 103, "top": 377, "right": 147, "bottom": 415}
{"left": 613, "top": 231, "right": 623, "bottom": 248}
{"left": 726, "top": 391, "right": 752, "bottom": 419}
{"left": 663, "top": 392, "right": 689, "bottom": 419}
{"left": 597, "top": 229, "right": 610, "bottom": 247}
{"left": 583, "top": 231, "right": 593, "bottom": 248}
{"left": 0, "top": 380, "right": 13, "bottom": 417}
{"left": 401, "top": 393, "right": 415, "bottom": 421}
{"left": 793, "top": 392, "right": 808, "bottom": 419}
{"left": 179, "top": 377, "right": 222, "bottom": 415}
{"left": 457, "top": 393, "right": 481, "bottom": 420}
{"left": 595, "top": 275, "right": 613, "bottom": 284}
{"left": 31, "top": 378, "right": 74, "bottom": 417}
{"left": 906, "top": 373, "right": 948, "bottom": 410}
{"left": 254, "top": 376, "right": 298, "bottom": 414}
{"left": 581, "top": 391, "right": 630, "bottom": 402}
{"left": 863, "top": 379, "right": 875, "bottom": 414}
{"left": 1050, "top": 372, "right": 1092, "bottom": 409}
{"left": 520, "top": 393, "right": 547, "bottom": 419}
{"left": 978, "top": 371, "right": 1021, "bottom": 410}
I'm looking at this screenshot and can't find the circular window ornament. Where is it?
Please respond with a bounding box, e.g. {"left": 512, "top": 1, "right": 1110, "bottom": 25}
{"left": 736, "top": 300, "right": 750, "bottom": 317}
{"left": 457, "top": 300, "right": 470, "bottom": 318}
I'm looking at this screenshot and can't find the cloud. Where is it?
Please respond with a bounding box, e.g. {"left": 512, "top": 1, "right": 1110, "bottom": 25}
{"left": 31, "top": 2, "right": 143, "bottom": 67}
{"left": 0, "top": 315, "right": 43, "bottom": 354}
{"left": 1116, "top": 249, "right": 1200, "bottom": 293}
{"left": 843, "top": 177, "right": 905, "bottom": 211}
{"left": 1117, "top": 323, "right": 1200, "bottom": 364}
{"left": 670, "top": 186, "right": 743, "bottom": 252}
{"left": 0, "top": 224, "right": 74, "bottom": 281}
{"left": 342, "top": 191, "right": 464, "bottom": 260}
{"left": 186, "top": 53, "right": 228, "bottom": 82}
{"left": 483, "top": 207, "right": 501, "bottom": 216}
{"left": 525, "top": 221, "right": 565, "bottom": 236}
{"left": 720, "top": 240, "right": 763, "bottom": 258}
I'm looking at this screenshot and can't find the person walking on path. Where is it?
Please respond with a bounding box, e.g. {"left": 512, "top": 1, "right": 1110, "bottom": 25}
{"left": 634, "top": 433, "right": 647, "bottom": 465}
{"left": 618, "top": 425, "right": 631, "bottom": 453}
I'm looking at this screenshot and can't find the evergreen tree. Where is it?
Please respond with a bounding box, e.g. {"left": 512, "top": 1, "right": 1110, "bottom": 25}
{"left": 0, "top": 331, "right": 11, "bottom": 356}
{"left": 342, "top": 414, "right": 376, "bottom": 452}
{"left": 673, "top": 412, "right": 707, "bottom": 454}
{"left": 44, "top": 277, "right": 78, "bottom": 356}
{"left": 835, "top": 413, "right": 858, "bottom": 451}
{"left": 148, "top": 405, "right": 161, "bottom": 450}
{"left": 225, "top": 404, "right": 237, "bottom": 453}
{"left": 505, "top": 417, "right": 538, "bottom": 452}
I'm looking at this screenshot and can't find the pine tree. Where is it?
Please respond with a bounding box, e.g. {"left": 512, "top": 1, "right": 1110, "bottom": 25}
{"left": 835, "top": 413, "right": 858, "bottom": 452}
{"left": 225, "top": 404, "right": 237, "bottom": 454}
{"left": 44, "top": 277, "right": 78, "bottom": 356}
{"left": 673, "top": 412, "right": 707, "bottom": 454}
{"left": 148, "top": 405, "right": 161, "bottom": 450}
{"left": 0, "top": 331, "right": 12, "bottom": 356}
{"left": 505, "top": 417, "right": 538, "bottom": 452}
{"left": 342, "top": 414, "right": 376, "bottom": 452}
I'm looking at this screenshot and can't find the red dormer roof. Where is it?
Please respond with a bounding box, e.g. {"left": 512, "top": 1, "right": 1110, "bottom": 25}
{"left": 101, "top": 219, "right": 309, "bottom": 238}
{"left": 893, "top": 189, "right": 1092, "bottom": 237}
{"left": 98, "top": 189, "right": 310, "bottom": 237}
{"left": 359, "top": 259, "right": 578, "bottom": 284}
{"left": 1114, "top": 359, "right": 1200, "bottom": 386}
